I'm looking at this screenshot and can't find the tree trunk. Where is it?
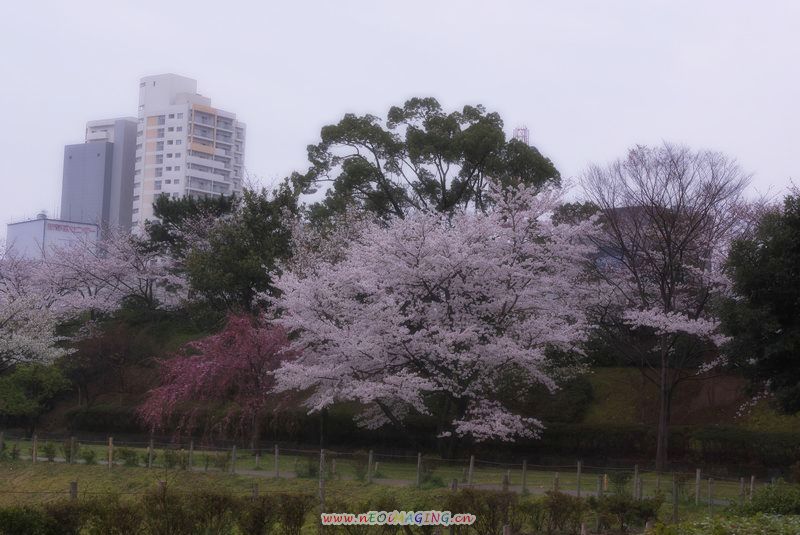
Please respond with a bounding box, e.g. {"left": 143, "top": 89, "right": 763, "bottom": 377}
{"left": 656, "top": 354, "right": 669, "bottom": 471}
{"left": 250, "top": 413, "right": 260, "bottom": 450}
{"left": 319, "top": 408, "right": 328, "bottom": 449}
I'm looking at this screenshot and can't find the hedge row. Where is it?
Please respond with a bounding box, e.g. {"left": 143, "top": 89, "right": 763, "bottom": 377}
{"left": 0, "top": 488, "right": 659, "bottom": 535}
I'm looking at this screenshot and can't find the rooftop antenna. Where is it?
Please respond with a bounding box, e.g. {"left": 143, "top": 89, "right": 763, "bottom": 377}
{"left": 512, "top": 125, "right": 530, "bottom": 145}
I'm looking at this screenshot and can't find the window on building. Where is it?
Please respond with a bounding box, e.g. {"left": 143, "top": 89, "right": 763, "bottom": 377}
{"left": 135, "top": 156, "right": 141, "bottom": 163}
{"left": 176, "top": 126, "right": 182, "bottom": 132}
{"left": 156, "top": 141, "right": 164, "bottom": 151}
{"left": 167, "top": 140, "right": 173, "bottom": 145}
{"left": 155, "top": 180, "right": 162, "bottom": 190}
{"left": 166, "top": 166, "right": 172, "bottom": 171}
{"left": 169, "top": 114, "right": 174, "bottom": 119}
{"left": 157, "top": 128, "right": 164, "bottom": 137}
{"left": 175, "top": 140, "right": 182, "bottom": 145}
{"left": 177, "top": 113, "right": 184, "bottom": 119}
{"left": 156, "top": 155, "right": 164, "bottom": 164}
{"left": 133, "top": 195, "right": 140, "bottom": 201}
{"left": 174, "top": 165, "right": 181, "bottom": 170}
{"left": 155, "top": 168, "right": 163, "bottom": 177}
{"left": 175, "top": 152, "right": 181, "bottom": 157}
{"left": 133, "top": 208, "right": 139, "bottom": 214}
{"left": 168, "top": 127, "right": 174, "bottom": 132}
{"left": 174, "top": 179, "right": 180, "bottom": 184}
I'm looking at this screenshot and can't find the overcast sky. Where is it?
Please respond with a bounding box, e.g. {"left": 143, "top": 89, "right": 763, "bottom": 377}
{"left": 1, "top": 0, "right": 797, "bottom": 233}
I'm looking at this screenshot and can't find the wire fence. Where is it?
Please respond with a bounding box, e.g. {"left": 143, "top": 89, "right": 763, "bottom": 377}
{"left": 0, "top": 429, "right": 767, "bottom": 506}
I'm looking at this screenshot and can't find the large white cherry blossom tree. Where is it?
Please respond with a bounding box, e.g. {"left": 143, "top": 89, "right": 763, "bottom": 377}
{"left": 272, "top": 184, "right": 603, "bottom": 452}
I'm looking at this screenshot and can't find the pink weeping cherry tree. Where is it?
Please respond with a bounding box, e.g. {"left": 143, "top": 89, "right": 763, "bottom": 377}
{"left": 271, "top": 183, "right": 604, "bottom": 455}
{"left": 139, "top": 314, "right": 295, "bottom": 446}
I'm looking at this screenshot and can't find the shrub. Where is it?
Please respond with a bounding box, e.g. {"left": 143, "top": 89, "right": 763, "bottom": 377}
{"left": 734, "top": 481, "right": 800, "bottom": 515}
{"left": 351, "top": 450, "right": 369, "bottom": 481}
{"left": 293, "top": 455, "right": 333, "bottom": 480}
{"left": 446, "top": 489, "right": 519, "bottom": 535}
{"left": 140, "top": 488, "right": 194, "bottom": 535}
{"left": 116, "top": 447, "right": 139, "bottom": 467}
{"left": 42, "top": 501, "right": 84, "bottom": 534}
{"left": 608, "top": 471, "right": 633, "bottom": 496}
{"left": 0, "top": 506, "right": 52, "bottom": 535}
{"left": 277, "top": 493, "right": 315, "bottom": 535}
{"left": 236, "top": 495, "right": 278, "bottom": 535}
{"left": 589, "top": 494, "right": 663, "bottom": 533}
{"left": 163, "top": 448, "right": 188, "bottom": 470}
{"left": 60, "top": 439, "right": 79, "bottom": 463}
{"left": 80, "top": 498, "right": 143, "bottom": 535}
{"left": 41, "top": 441, "right": 57, "bottom": 462}
{"left": 80, "top": 448, "right": 97, "bottom": 465}
{"left": 208, "top": 452, "right": 229, "bottom": 472}
{"left": 186, "top": 490, "right": 237, "bottom": 532}
{"left": 141, "top": 450, "right": 157, "bottom": 467}
{"left": 650, "top": 514, "right": 800, "bottom": 535}
{"left": 543, "top": 491, "right": 586, "bottom": 534}
{"left": 10, "top": 442, "right": 20, "bottom": 460}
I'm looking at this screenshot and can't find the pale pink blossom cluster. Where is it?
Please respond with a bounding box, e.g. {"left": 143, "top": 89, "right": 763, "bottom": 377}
{"left": 271, "top": 184, "right": 603, "bottom": 442}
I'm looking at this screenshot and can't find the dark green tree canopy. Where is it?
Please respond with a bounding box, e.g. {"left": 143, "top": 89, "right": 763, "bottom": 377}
{"left": 296, "top": 97, "right": 560, "bottom": 221}
{"left": 723, "top": 193, "right": 800, "bottom": 412}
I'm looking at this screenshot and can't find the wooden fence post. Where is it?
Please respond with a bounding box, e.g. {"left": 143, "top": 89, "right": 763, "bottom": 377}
{"left": 749, "top": 475, "right": 755, "bottom": 501}
{"left": 633, "top": 465, "right": 639, "bottom": 499}
{"left": 416, "top": 453, "right": 422, "bottom": 489}
{"left": 522, "top": 460, "right": 528, "bottom": 494}
{"left": 468, "top": 455, "right": 475, "bottom": 487}
{"left": 255, "top": 453, "right": 260, "bottom": 470}
{"left": 596, "top": 474, "right": 602, "bottom": 497}
{"left": 367, "top": 450, "right": 374, "bottom": 483}
{"left": 158, "top": 480, "right": 166, "bottom": 495}
{"left": 230, "top": 446, "right": 237, "bottom": 474}
{"left": 69, "top": 481, "right": 78, "bottom": 501}
{"left": 107, "top": 437, "right": 113, "bottom": 470}
{"left": 450, "top": 478, "right": 458, "bottom": 491}
{"left": 274, "top": 444, "right": 279, "bottom": 478}
{"left": 739, "top": 477, "right": 745, "bottom": 505}
{"left": 0, "top": 431, "right": 4, "bottom": 454}
{"left": 69, "top": 437, "right": 76, "bottom": 464}
{"left": 672, "top": 472, "right": 678, "bottom": 523}
{"left": 576, "top": 460, "right": 582, "bottom": 498}
{"left": 554, "top": 472, "right": 560, "bottom": 492}
{"left": 502, "top": 525, "right": 510, "bottom": 535}
{"left": 147, "top": 439, "right": 154, "bottom": 468}
{"left": 251, "top": 482, "right": 259, "bottom": 499}
{"left": 708, "top": 478, "right": 714, "bottom": 517}
{"left": 188, "top": 440, "right": 194, "bottom": 469}
{"left": 32, "top": 434, "right": 38, "bottom": 463}
{"left": 656, "top": 472, "right": 661, "bottom": 493}
{"left": 502, "top": 471, "right": 509, "bottom": 492}
{"left": 695, "top": 468, "right": 701, "bottom": 506}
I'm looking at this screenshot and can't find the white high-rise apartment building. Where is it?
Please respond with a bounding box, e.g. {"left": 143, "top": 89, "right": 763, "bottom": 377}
{"left": 132, "top": 74, "right": 246, "bottom": 227}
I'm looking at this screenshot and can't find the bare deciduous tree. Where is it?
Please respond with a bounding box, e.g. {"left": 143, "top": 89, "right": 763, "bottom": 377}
{"left": 582, "top": 143, "right": 749, "bottom": 470}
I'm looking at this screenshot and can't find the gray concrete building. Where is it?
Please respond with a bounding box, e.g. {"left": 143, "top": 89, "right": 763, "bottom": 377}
{"left": 60, "top": 117, "right": 137, "bottom": 230}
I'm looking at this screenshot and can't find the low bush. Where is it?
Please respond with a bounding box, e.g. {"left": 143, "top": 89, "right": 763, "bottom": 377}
{"left": 733, "top": 481, "right": 800, "bottom": 515}
{"left": 60, "top": 439, "right": 79, "bottom": 463}
{"left": 116, "top": 447, "right": 139, "bottom": 467}
{"left": 543, "top": 491, "right": 586, "bottom": 534}
{"left": 41, "top": 441, "right": 57, "bottom": 462}
{"left": 80, "top": 448, "right": 97, "bottom": 465}
{"left": 589, "top": 494, "right": 663, "bottom": 533}
{"left": 236, "top": 494, "right": 279, "bottom": 535}
{"left": 446, "top": 489, "right": 519, "bottom": 535}
{"left": 277, "top": 493, "right": 315, "bottom": 535}
{"left": 650, "top": 514, "right": 800, "bottom": 535}
{"left": 0, "top": 506, "right": 52, "bottom": 535}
